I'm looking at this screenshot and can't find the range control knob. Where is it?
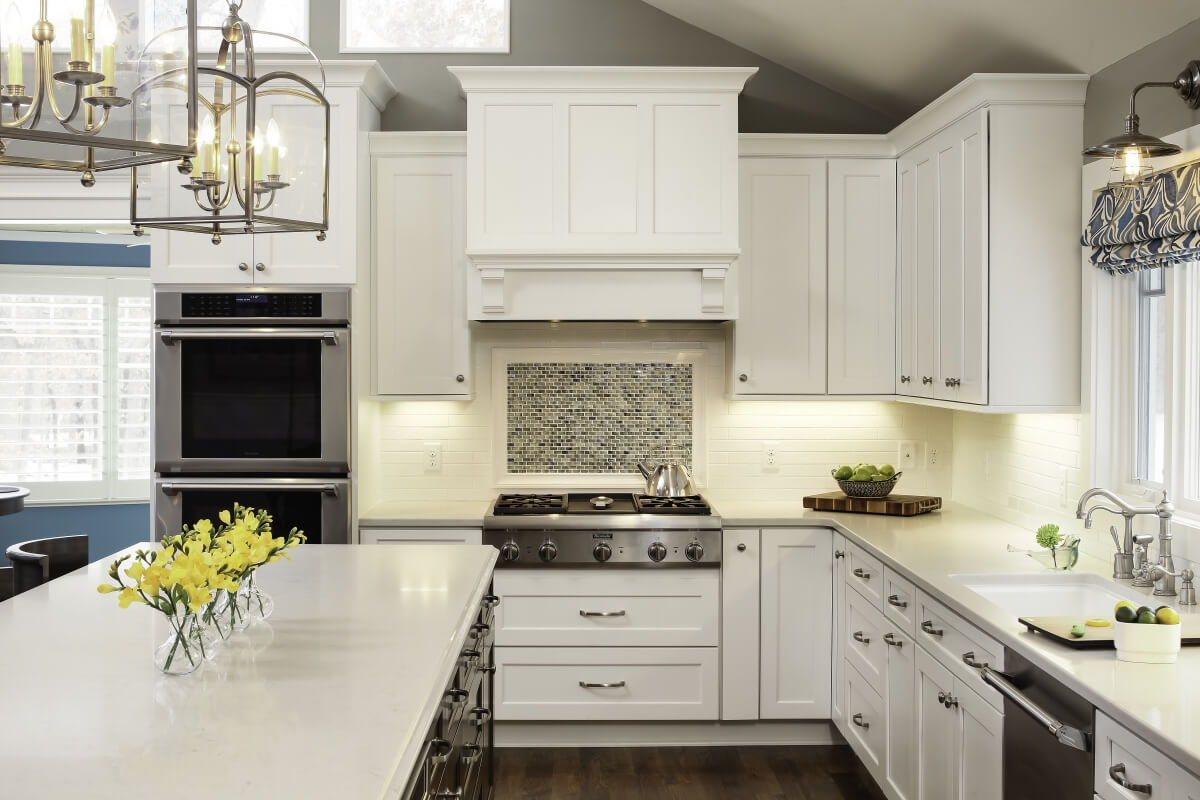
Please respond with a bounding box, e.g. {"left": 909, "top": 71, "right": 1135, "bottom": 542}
{"left": 647, "top": 541, "right": 668, "bottom": 563}
{"left": 593, "top": 542, "right": 613, "bottom": 562}
{"left": 538, "top": 541, "right": 558, "bottom": 563}
{"left": 685, "top": 541, "right": 705, "bottom": 562}
{"left": 499, "top": 541, "right": 520, "bottom": 562}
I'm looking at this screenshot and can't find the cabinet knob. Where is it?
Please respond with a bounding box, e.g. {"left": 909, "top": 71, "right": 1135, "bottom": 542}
{"left": 456, "top": 374, "right": 465, "bottom": 383}
{"left": 238, "top": 262, "right": 249, "bottom": 271}
{"left": 254, "top": 262, "right": 266, "bottom": 272}
{"left": 738, "top": 373, "right": 748, "bottom": 382}
{"left": 736, "top": 543, "right": 747, "bottom": 552}
{"left": 900, "top": 375, "right": 911, "bottom": 383}
{"left": 922, "top": 376, "right": 933, "bottom": 385}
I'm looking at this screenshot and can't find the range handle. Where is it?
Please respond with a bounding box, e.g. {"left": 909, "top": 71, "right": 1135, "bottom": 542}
{"left": 981, "top": 667, "right": 1091, "bottom": 752}
{"left": 159, "top": 481, "right": 341, "bottom": 496}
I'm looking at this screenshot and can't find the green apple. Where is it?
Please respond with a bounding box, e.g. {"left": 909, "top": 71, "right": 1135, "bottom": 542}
{"left": 834, "top": 465, "right": 854, "bottom": 480}
{"left": 878, "top": 464, "right": 896, "bottom": 477}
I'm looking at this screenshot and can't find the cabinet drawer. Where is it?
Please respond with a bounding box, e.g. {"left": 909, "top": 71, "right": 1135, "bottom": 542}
{"left": 843, "top": 661, "right": 886, "bottom": 777}
{"left": 494, "top": 646, "right": 718, "bottom": 721}
{"left": 882, "top": 567, "right": 917, "bottom": 635}
{"left": 1094, "top": 711, "right": 1180, "bottom": 800}
{"left": 914, "top": 591, "right": 1005, "bottom": 710}
{"left": 493, "top": 570, "right": 718, "bottom": 647}
{"left": 846, "top": 541, "right": 884, "bottom": 607}
{"left": 845, "top": 588, "right": 888, "bottom": 695}
{"left": 359, "top": 528, "right": 482, "bottom": 545}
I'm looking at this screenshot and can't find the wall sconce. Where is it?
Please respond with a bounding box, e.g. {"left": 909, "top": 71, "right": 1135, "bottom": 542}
{"left": 1083, "top": 60, "right": 1200, "bottom": 186}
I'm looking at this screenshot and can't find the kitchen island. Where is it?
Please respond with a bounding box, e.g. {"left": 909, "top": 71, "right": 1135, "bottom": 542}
{"left": 0, "top": 543, "right": 497, "bottom": 799}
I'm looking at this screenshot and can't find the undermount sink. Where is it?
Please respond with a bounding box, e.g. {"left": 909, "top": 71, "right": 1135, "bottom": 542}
{"left": 950, "top": 572, "right": 1143, "bottom": 618}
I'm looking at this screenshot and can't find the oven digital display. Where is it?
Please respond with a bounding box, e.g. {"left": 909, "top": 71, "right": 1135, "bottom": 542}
{"left": 233, "top": 294, "right": 270, "bottom": 314}
{"left": 180, "top": 293, "right": 323, "bottom": 318}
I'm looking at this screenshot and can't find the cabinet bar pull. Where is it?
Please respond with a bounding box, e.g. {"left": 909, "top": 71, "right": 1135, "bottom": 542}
{"left": 579, "top": 609, "right": 626, "bottom": 617}
{"left": 883, "top": 632, "right": 902, "bottom": 648}
{"left": 900, "top": 375, "right": 911, "bottom": 383}
{"left": 921, "top": 620, "right": 944, "bottom": 637}
{"left": 579, "top": 680, "right": 626, "bottom": 688}
{"left": 943, "top": 694, "right": 958, "bottom": 709}
{"left": 937, "top": 690, "right": 947, "bottom": 704}
{"left": 852, "top": 713, "right": 869, "bottom": 730}
{"left": 961, "top": 651, "right": 988, "bottom": 669}
{"left": 887, "top": 594, "right": 908, "bottom": 609}
{"left": 852, "top": 631, "right": 871, "bottom": 645}
{"left": 852, "top": 567, "right": 871, "bottom": 580}
{"left": 1109, "top": 764, "right": 1153, "bottom": 795}
{"left": 922, "top": 376, "right": 933, "bottom": 385}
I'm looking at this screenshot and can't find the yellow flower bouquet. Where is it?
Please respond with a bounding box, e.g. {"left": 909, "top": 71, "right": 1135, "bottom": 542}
{"left": 98, "top": 504, "right": 305, "bottom": 675}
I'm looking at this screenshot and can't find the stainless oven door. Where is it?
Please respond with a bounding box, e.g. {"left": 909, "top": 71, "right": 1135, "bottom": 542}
{"left": 154, "top": 327, "right": 349, "bottom": 474}
{"left": 153, "top": 476, "right": 351, "bottom": 544}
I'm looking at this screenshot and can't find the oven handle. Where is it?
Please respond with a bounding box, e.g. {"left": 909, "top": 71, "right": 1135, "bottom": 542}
{"left": 159, "top": 482, "right": 341, "bottom": 496}
{"left": 159, "top": 330, "right": 341, "bottom": 345}
{"left": 980, "top": 667, "right": 1091, "bottom": 752}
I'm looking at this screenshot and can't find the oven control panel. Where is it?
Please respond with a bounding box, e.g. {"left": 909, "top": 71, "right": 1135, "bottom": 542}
{"left": 181, "top": 292, "right": 323, "bottom": 318}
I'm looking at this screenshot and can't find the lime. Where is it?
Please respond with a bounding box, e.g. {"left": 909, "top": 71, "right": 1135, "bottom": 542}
{"left": 1115, "top": 600, "right": 1137, "bottom": 614}
{"left": 1156, "top": 607, "right": 1180, "bottom": 625}
{"left": 1136, "top": 606, "right": 1154, "bottom": 618}
{"left": 1137, "top": 610, "right": 1158, "bottom": 624}
{"left": 1085, "top": 618, "right": 1112, "bottom": 627}
{"left": 834, "top": 466, "right": 853, "bottom": 480}
{"left": 1070, "top": 623, "right": 1085, "bottom": 638}
{"left": 1115, "top": 605, "right": 1138, "bottom": 623}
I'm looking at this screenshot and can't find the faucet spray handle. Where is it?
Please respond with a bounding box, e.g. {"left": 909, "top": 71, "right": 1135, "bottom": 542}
{"left": 1180, "top": 569, "right": 1196, "bottom": 606}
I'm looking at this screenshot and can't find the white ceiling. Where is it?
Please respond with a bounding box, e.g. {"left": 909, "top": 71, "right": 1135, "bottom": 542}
{"left": 642, "top": 0, "right": 1200, "bottom": 121}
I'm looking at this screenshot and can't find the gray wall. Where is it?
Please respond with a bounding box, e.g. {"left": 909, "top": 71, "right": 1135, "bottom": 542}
{"left": 1085, "top": 18, "right": 1200, "bottom": 152}
{"left": 307, "top": 0, "right": 894, "bottom": 134}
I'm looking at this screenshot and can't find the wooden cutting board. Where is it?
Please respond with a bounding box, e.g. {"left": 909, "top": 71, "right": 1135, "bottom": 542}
{"left": 1019, "top": 615, "right": 1200, "bottom": 648}
{"left": 802, "top": 492, "right": 942, "bottom": 517}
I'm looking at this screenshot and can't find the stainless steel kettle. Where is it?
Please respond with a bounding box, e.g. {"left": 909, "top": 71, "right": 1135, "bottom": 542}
{"left": 637, "top": 458, "right": 697, "bottom": 497}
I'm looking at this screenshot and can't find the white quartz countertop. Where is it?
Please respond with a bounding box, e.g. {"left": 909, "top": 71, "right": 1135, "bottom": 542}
{"left": 360, "top": 500, "right": 492, "bottom": 527}
{"left": 0, "top": 543, "right": 497, "bottom": 799}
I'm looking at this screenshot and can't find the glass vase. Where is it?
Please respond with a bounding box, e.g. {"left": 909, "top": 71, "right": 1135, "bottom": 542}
{"left": 244, "top": 572, "right": 275, "bottom": 624}
{"left": 197, "top": 590, "right": 232, "bottom": 655}
{"left": 229, "top": 582, "right": 252, "bottom": 632}
{"left": 154, "top": 611, "right": 204, "bottom": 675}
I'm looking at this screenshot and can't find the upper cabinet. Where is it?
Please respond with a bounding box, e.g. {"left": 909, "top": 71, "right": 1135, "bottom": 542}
{"left": 449, "top": 67, "right": 756, "bottom": 320}
{"left": 893, "top": 74, "right": 1088, "bottom": 411}
{"left": 151, "top": 62, "right": 397, "bottom": 285}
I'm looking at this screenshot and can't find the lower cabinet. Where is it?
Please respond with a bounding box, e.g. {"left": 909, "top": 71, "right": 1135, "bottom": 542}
{"left": 884, "top": 628, "right": 917, "bottom": 800}
{"left": 359, "top": 527, "right": 482, "bottom": 545}
{"left": 1094, "top": 711, "right": 1200, "bottom": 800}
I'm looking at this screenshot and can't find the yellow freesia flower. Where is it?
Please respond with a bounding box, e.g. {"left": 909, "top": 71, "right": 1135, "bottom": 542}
{"left": 117, "top": 587, "right": 142, "bottom": 608}
{"left": 219, "top": 509, "right": 231, "bottom": 525}
{"left": 97, "top": 583, "right": 117, "bottom": 594}
{"left": 185, "top": 585, "right": 212, "bottom": 614}
{"left": 194, "top": 518, "right": 213, "bottom": 535}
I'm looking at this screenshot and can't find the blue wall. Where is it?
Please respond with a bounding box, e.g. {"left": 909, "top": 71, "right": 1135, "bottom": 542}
{"left": 0, "top": 239, "right": 150, "bottom": 267}
{"left": 0, "top": 503, "right": 151, "bottom": 566}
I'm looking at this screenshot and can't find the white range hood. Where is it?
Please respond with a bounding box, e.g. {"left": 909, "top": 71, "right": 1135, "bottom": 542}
{"left": 449, "top": 66, "right": 756, "bottom": 321}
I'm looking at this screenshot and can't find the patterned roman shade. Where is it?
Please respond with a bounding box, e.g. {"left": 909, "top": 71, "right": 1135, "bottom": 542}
{"left": 1083, "top": 161, "right": 1200, "bottom": 274}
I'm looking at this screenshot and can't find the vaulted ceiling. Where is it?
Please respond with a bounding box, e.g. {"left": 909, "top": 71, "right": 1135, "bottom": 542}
{"left": 641, "top": 0, "right": 1200, "bottom": 124}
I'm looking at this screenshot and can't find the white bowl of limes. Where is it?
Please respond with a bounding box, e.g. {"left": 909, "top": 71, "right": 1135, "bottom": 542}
{"left": 1113, "top": 601, "right": 1182, "bottom": 663}
{"left": 832, "top": 464, "right": 901, "bottom": 498}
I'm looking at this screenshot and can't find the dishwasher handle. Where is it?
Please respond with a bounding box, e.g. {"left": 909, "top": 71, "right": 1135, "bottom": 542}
{"left": 981, "top": 667, "right": 1091, "bottom": 753}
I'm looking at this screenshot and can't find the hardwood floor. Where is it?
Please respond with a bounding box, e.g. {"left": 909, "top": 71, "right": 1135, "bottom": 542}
{"left": 495, "top": 745, "right": 887, "bottom": 800}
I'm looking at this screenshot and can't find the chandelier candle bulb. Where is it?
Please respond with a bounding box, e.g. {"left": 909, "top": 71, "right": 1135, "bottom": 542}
{"left": 69, "top": 15, "right": 84, "bottom": 62}
{"left": 97, "top": 4, "right": 115, "bottom": 88}
{"left": 252, "top": 126, "right": 263, "bottom": 181}
{"left": 266, "top": 118, "right": 280, "bottom": 175}
{"left": 6, "top": 4, "right": 22, "bottom": 87}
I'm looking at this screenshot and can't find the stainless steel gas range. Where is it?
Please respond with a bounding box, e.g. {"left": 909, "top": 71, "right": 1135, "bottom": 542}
{"left": 481, "top": 493, "right": 721, "bottom": 568}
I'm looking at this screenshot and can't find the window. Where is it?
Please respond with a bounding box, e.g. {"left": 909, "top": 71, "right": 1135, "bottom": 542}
{"left": 0, "top": 270, "right": 151, "bottom": 503}
{"left": 1135, "top": 267, "right": 1167, "bottom": 485}
{"left": 144, "top": 0, "right": 310, "bottom": 51}
{"left": 340, "top": 0, "right": 509, "bottom": 53}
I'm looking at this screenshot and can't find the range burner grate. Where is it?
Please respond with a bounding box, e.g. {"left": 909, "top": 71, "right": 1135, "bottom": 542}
{"left": 633, "top": 494, "right": 711, "bottom": 514}
{"left": 493, "top": 493, "right": 568, "bottom": 514}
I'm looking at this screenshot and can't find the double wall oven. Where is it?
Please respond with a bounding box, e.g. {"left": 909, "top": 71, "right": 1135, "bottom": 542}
{"left": 152, "top": 287, "right": 351, "bottom": 544}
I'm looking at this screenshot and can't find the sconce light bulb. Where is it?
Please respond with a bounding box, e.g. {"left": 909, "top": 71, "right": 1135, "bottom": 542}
{"left": 1123, "top": 147, "right": 1142, "bottom": 177}
{"left": 97, "top": 4, "right": 118, "bottom": 47}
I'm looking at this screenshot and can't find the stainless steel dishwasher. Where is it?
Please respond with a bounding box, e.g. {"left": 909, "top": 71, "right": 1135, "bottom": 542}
{"left": 982, "top": 650, "right": 1094, "bottom": 799}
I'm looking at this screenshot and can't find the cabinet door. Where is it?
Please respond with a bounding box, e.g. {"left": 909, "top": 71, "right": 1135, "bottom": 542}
{"left": 152, "top": 230, "right": 256, "bottom": 284}
{"left": 957, "top": 680, "right": 1003, "bottom": 800}
{"left": 759, "top": 527, "right": 832, "bottom": 719}
{"left": 721, "top": 529, "right": 761, "bottom": 720}
{"left": 828, "top": 159, "right": 896, "bottom": 394}
{"left": 831, "top": 534, "right": 848, "bottom": 723}
{"left": 359, "top": 528, "right": 482, "bottom": 545}
{"left": 896, "top": 154, "right": 918, "bottom": 395}
{"left": 916, "top": 647, "right": 958, "bottom": 800}
{"left": 885, "top": 628, "right": 917, "bottom": 800}
{"left": 912, "top": 144, "right": 938, "bottom": 397}
{"left": 733, "top": 158, "right": 827, "bottom": 396}
{"left": 372, "top": 154, "right": 471, "bottom": 396}
{"left": 933, "top": 109, "right": 988, "bottom": 404}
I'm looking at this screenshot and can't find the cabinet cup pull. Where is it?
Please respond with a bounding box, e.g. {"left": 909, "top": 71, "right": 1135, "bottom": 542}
{"left": 852, "top": 713, "right": 869, "bottom": 730}
{"left": 961, "top": 651, "right": 988, "bottom": 669}
{"left": 580, "top": 609, "right": 626, "bottom": 617}
{"left": 883, "top": 632, "right": 903, "bottom": 648}
{"left": 1109, "top": 764, "right": 1153, "bottom": 795}
{"left": 580, "top": 680, "right": 626, "bottom": 689}
{"left": 852, "top": 631, "right": 871, "bottom": 645}
{"left": 922, "top": 376, "right": 933, "bottom": 385}
{"left": 887, "top": 594, "right": 908, "bottom": 609}
{"left": 852, "top": 567, "right": 871, "bottom": 580}
{"left": 921, "top": 620, "right": 944, "bottom": 637}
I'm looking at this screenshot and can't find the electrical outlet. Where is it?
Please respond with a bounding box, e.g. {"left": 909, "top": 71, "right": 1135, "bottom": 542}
{"left": 762, "top": 440, "right": 780, "bottom": 471}
{"left": 898, "top": 441, "right": 917, "bottom": 470}
{"left": 424, "top": 441, "right": 443, "bottom": 473}
{"left": 926, "top": 445, "right": 938, "bottom": 468}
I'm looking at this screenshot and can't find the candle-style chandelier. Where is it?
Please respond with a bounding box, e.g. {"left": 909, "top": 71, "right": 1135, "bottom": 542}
{"left": 130, "top": 1, "right": 330, "bottom": 244}
{"left": 0, "top": 0, "right": 197, "bottom": 183}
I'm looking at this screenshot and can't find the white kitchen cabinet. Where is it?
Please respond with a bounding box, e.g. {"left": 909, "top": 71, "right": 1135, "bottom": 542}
{"left": 958, "top": 678, "right": 1003, "bottom": 800}
{"left": 759, "top": 527, "right": 832, "bottom": 719}
{"left": 894, "top": 75, "right": 1087, "bottom": 410}
{"left": 370, "top": 135, "right": 471, "bottom": 397}
{"left": 844, "top": 660, "right": 887, "bottom": 776}
{"left": 359, "top": 527, "right": 481, "bottom": 545}
{"left": 884, "top": 627, "right": 917, "bottom": 800}
{"left": 151, "top": 62, "right": 394, "bottom": 285}
{"left": 831, "top": 534, "right": 848, "bottom": 723}
{"left": 732, "top": 157, "right": 827, "bottom": 395}
{"left": 721, "top": 528, "right": 761, "bottom": 720}
{"left": 915, "top": 646, "right": 1001, "bottom": 800}
{"left": 1095, "top": 711, "right": 1200, "bottom": 800}
{"left": 827, "top": 158, "right": 896, "bottom": 395}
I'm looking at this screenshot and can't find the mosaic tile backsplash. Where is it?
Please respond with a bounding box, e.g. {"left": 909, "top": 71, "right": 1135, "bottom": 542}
{"left": 507, "top": 362, "right": 693, "bottom": 473}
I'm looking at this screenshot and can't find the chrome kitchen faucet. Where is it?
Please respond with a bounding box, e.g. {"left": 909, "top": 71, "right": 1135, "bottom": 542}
{"left": 1076, "top": 487, "right": 1180, "bottom": 596}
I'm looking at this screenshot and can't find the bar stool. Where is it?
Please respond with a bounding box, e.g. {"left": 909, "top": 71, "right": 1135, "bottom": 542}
{"left": 0, "top": 566, "right": 12, "bottom": 602}
{"left": 5, "top": 535, "right": 89, "bottom": 596}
